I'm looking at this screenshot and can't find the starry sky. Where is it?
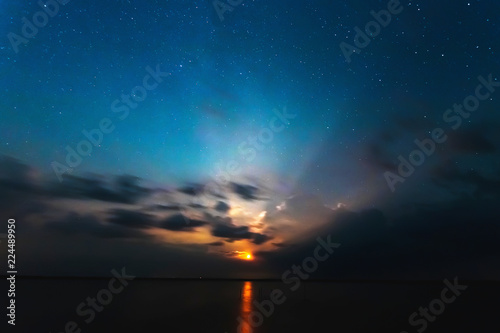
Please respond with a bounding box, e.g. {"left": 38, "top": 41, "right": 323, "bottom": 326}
{"left": 1, "top": 0, "right": 499, "bottom": 279}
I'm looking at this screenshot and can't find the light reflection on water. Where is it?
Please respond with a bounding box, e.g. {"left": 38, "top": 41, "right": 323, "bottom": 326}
{"left": 238, "top": 281, "right": 254, "bottom": 333}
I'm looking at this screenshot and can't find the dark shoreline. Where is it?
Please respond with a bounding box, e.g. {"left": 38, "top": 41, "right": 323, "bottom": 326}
{"left": 2, "top": 275, "right": 499, "bottom": 284}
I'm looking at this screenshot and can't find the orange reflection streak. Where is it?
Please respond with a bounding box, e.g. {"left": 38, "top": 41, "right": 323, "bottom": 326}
{"left": 239, "top": 281, "right": 253, "bottom": 333}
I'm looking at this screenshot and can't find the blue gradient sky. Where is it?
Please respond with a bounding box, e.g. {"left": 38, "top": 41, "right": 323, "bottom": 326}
{"left": 1, "top": 0, "right": 500, "bottom": 278}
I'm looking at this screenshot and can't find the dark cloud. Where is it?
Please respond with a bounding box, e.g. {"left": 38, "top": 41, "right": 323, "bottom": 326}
{"left": 0, "top": 156, "right": 42, "bottom": 214}
{"left": 0, "top": 155, "right": 39, "bottom": 192}
{"left": 107, "top": 209, "right": 155, "bottom": 229}
{"left": 147, "top": 204, "right": 181, "bottom": 211}
{"left": 231, "top": 182, "right": 261, "bottom": 200}
{"left": 0, "top": 156, "right": 154, "bottom": 207}
{"left": 28, "top": 221, "right": 260, "bottom": 279}
{"left": 178, "top": 184, "right": 204, "bottom": 196}
{"left": 208, "top": 190, "right": 227, "bottom": 199}
{"left": 252, "top": 233, "right": 273, "bottom": 245}
{"left": 159, "top": 214, "right": 209, "bottom": 231}
{"left": 188, "top": 203, "right": 206, "bottom": 209}
{"left": 49, "top": 174, "right": 152, "bottom": 204}
{"left": 45, "top": 213, "right": 152, "bottom": 239}
{"left": 364, "top": 143, "right": 397, "bottom": 171}
{"left": 260, "top": 195, "right": 500, "bottom": 279}
{"left": 447, "top": 129, "right": 496, "bottom": 154}
{"left": 212, "top": 223, "right": 253, "bottom": 239}
{"left": 214, "top": 201, "right": 230, "bottom": 213}
{"left": 207, "top": 241, "right": 225, "bottom": 246}
{"left": 431, "top": 162, "right": 500, "bottom": 199}
{"left": 211, "top": 221, "right": 272, "bottom": 244}
{"left": 272, "top": 242, "right": 291, "bottom": 248}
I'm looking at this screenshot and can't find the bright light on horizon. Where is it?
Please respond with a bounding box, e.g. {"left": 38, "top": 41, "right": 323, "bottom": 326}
{"left": 237, "top": 251, "right": 253, "bottom": 260}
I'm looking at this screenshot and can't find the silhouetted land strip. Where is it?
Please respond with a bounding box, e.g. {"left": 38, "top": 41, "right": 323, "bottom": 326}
{"left": 1, "top": 275, "right": 499, "bottom": 284}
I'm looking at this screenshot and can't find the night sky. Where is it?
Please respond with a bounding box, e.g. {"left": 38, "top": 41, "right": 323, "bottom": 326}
{"left": 1, "top": 0, "right": 499, "bottom": 279}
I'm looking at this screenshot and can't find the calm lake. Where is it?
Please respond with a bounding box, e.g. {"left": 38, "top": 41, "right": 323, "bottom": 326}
{"left": 5, "top": 279, "right": 497, "bottom": 332}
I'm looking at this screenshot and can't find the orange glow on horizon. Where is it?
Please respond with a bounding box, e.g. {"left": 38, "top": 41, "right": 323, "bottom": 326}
{"left": 234, "top": 251, "right": 254, "bottom": 260}
{"left": 241, "top": 252, "right": 253, "bottom": 260}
